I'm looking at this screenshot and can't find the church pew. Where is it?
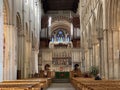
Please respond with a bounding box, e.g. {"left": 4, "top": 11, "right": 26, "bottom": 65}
{"left": 0, "top": 78, "right": 52, "bottom": 90}
{"left": 71, "top": 77, "right": 120, "bottom": 90}
{"left": 2, "top": 78, "right": 51, "bottom": 89}
{"left": 0, "top": 84, "right": 37, "bottom": 90}
{"left": 0, "top": 82, "right": 40, "bottom": 90}
{"left": 79, "top": 81, "right": 120, "bottom": 90}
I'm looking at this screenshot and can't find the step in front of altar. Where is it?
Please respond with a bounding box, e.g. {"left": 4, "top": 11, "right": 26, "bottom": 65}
{"left": 52, "top": 78, "right": 70, "bottom": 83}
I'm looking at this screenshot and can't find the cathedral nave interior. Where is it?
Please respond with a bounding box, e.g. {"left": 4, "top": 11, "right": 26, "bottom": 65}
{"left": 0, "top": 0, "right": 120, "bottom": 90}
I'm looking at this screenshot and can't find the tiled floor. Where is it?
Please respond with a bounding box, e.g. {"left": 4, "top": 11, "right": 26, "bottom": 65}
{"left": 47, "top": 83, "right": 75, "bottom": 90}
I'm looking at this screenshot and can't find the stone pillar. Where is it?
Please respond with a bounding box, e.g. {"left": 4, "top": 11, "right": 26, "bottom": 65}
{"left": 23, "top": 33, "right": 31, "bottom": 78}
{"left": 35, "top": 51, "right": 39, "bottom": 73}
{"left": 28, "top": 40, "right": 32, "bottom": 78}
{"left": 105, "top": 28, "right": 120, "bottom": 79}
{"left": 95, "top": 44, "right": 99, "bottom": 67}
{"left": 3, "top": 25, "right": 10, "bottom": 80}
{"left": 31, "top": 50, "right": 39, "bottom": 74}
{"left": 92, "top": 43, "right": 98, "bottom": 66}
{"left": 81, "top": 48, "right": 85, "bottom": 72}
{"left": 118, "top": 0, "right": 120, "bottom": 79}
{"left": 92, "top": 44, "right": 95, "bottom": 66}
{"left": 17, "top": 30, "right": 26, "bottom": 79}
{"left": 89, "top": 48, "right": 93, "bottom": 67}
{"left": 118, "top": 27, "right": 120, "bottom": 79}
{"left": 0, "top": 0, "right": 3, "bottom": 81}
{"left": 9, "top": 25, "right": 17, "bottom": 80}
{"left": 97, "top": 28, "right": 104, "bottom": 76}
{"left": 88, "top": 39, "right": 93, "bottom": 68}
{"left": 85, "top": 50, "right": 89, "bottom": 71}
{"left": 98, "top": 38, "right": 103, "bottom": 76}
{"left": 112, "top": 28, "right": 119, "bottom": 79}
{"left": 103, "top": 29, "right": 109, "bottom": 79}
{"left": 107, "top": 30, "right": 114, "bottom": 79}
{"left": 13, "top": 27, "right": 18, "bottom": 80}
{"left": 24, "top": 39, "right": 30, "bottom": 78}
{"left": 84, "top": 51, "right": 87, "bottom": 71}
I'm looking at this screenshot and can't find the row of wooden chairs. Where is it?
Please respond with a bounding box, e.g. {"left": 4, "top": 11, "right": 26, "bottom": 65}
{"left": 0, "top": 78, "right": 52, "bottom": 90}
{"left": 71, "top": 77, "right": 120, "bottom": 90}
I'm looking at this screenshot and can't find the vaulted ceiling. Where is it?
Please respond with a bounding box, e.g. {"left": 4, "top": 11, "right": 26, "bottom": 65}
{"left": 41, "top": 0, "right": 79, "bottom": 13}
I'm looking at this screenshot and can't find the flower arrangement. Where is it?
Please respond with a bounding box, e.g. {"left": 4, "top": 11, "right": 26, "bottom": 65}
{"left": 89, "top": 66, "right": 99, "bottom": 77}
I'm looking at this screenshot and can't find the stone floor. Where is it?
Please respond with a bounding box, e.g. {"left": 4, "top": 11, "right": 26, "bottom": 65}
{"left": 47, "top": 83, "right": 75, "bottom": 90}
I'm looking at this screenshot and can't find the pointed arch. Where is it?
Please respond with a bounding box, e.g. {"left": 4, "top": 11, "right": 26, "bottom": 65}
{"left": 92, "top": 13, "right": 97, "bottom": 36}
{"left": 97, "top": 3, "right": 103, "bottom": 30}
{"left": 16, "top": 12, "right": 22, "bottom": 32}
{"left": 3, "top": 0, "right": 9, "bottom": 24}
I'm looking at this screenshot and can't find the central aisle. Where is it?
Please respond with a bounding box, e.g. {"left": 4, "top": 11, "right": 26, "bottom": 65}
{"left": 47, "top": 83, "right": 75, "bottom": 90}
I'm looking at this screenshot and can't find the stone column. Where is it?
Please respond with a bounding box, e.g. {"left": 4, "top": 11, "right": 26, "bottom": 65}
{"left": 119, "top": 28, "right": 120, "bottom": 79}
{"left": 0, "top": 0, "right": 3, "bottom": 81}
{"left": 107, "top": 29, "right": 114, "bottom": 79}
{"left": 28, "top": 39, "right": 32, "bottom": 78}
{"left": 92, "top": 42, "right": 98, "bottom": 66}
{"left": 13, "top": 27, "right": 18, "bottom": 80}
{"left": 91, "top": 35, "right": 98, "bottom": 66}
{"left": 92, "top": 44, "right": 95, "bottom": 66}
{"left": 9, "top": 25, "right": 17, "bottom": 80}
{"left": 88, "top": 39, "right": 93, "bottom": 68}
{"left": 81, "top": 48, "right": 85, "bottom": 72}
{"left": 23, "top": 32, "right": 32, "bottom": 78}
{"left": 24, "top": 39, "right": 30, "bottom": 78}
{"left": 97, "top": 28, "right": 104, "bottom": 76}
{"left": 112, "top": 28, "right": 119, "bottom": 79}
{"left": 95, "top": 43, "right": 99, "bottom": 67}
{"left": 103, "top": 29, "right": 109, "bottom": 79}
{"left": 105, "top": 28, "right": 120, "bottom": 79}
{"left": 84, "top": 50, "right": 87, "bottom": 71}
{"left": 31, "top": 49, "right": 39, "bottom": 74}
{"left": 18, "top": 30, "right": 26, "bottom": 79}
{"left": 3, "top": 24, "right": 10, "bottom": 80}
{"left": 89, "top": 48, "right": 93, "bottom": 67}
{"left": 35, "top": 51, "right": 39, "bottom": 73}
{"left": 85, "top": 49, "right": 89, "bottom": 71}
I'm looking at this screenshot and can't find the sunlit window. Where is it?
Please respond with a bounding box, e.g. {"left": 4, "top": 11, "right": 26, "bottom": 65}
{"left": 56, "top": 30, "right": 65, "bottom": 42}
{"left": 48, "top": 17, "right": 52, "bottom": 27}
{"left": 71, "top": 23, "right": 73, "bottom": 36}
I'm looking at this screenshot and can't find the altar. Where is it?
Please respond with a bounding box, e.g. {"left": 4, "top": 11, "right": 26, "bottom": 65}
{"left": 55, "top": 72, "right": 70, "bottom": 79}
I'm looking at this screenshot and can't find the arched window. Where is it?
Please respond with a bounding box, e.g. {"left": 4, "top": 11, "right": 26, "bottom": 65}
{"left": 56, "top": 30, "right": 65, "bottom": 42}
{"left": 50, "top": 28, "right": 71, "bottom": 43}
